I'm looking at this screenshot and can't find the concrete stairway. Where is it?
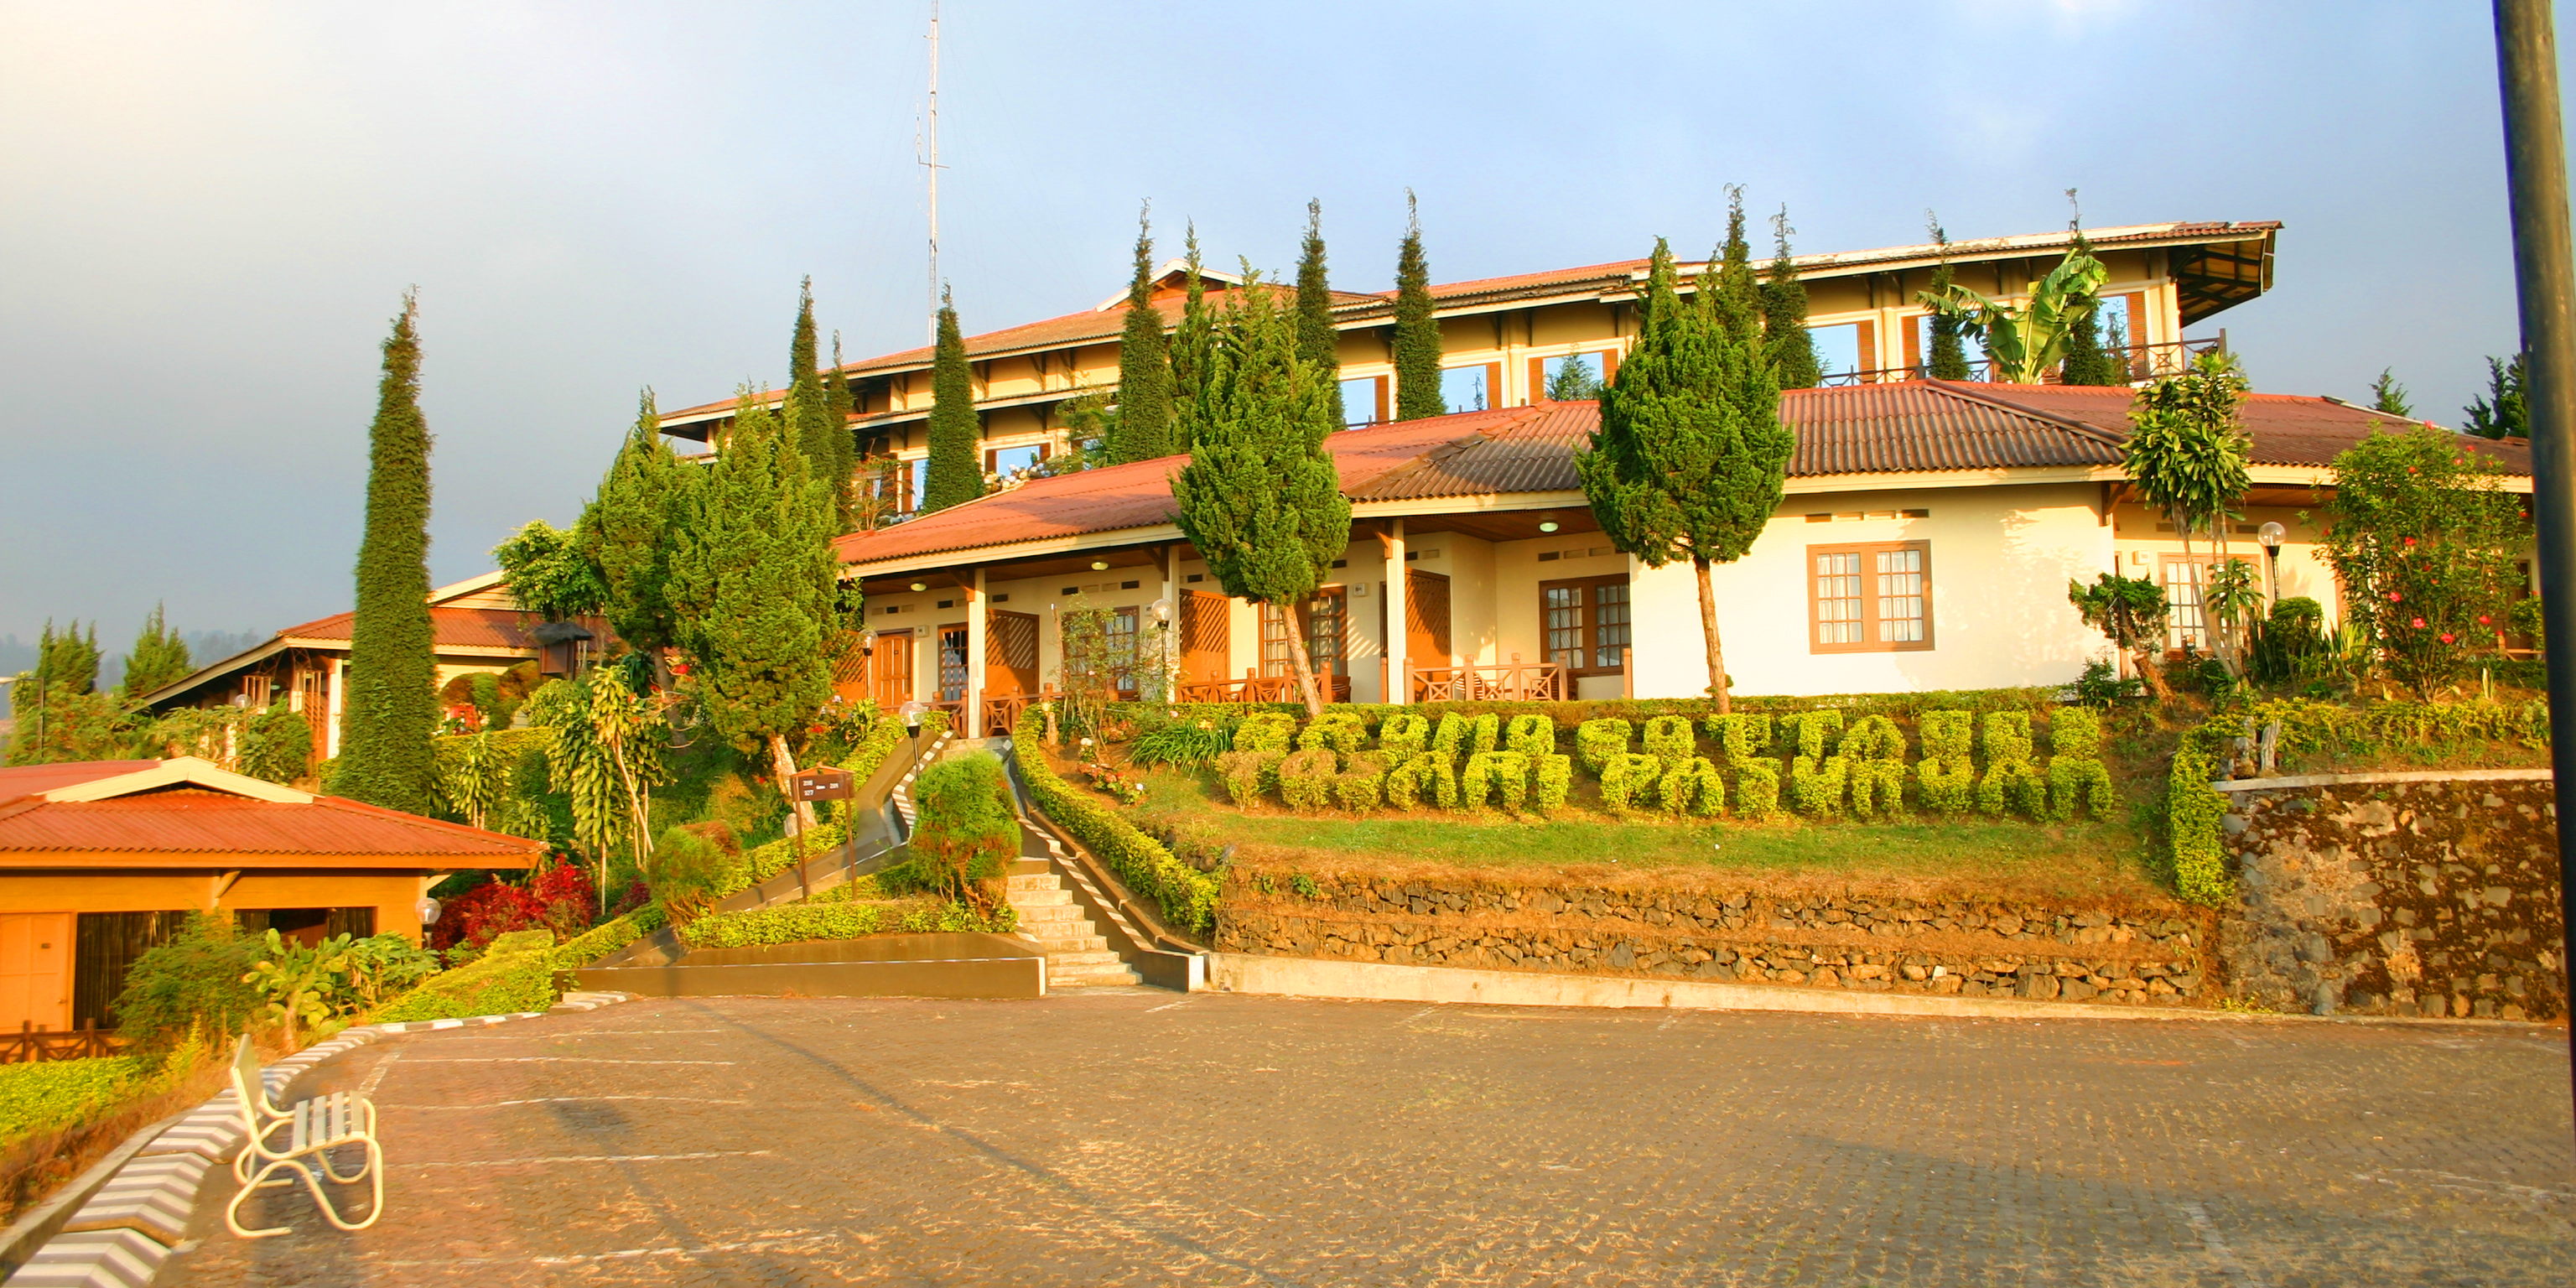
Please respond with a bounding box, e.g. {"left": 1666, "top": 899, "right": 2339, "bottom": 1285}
{"left": 1005, "top": 858, "right": 1140, "bottom": 989}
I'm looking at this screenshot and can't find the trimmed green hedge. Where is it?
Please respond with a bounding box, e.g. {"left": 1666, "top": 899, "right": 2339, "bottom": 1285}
{"left": 0, "top": 1057, "right": 147, "bottom": 1150}
{"left": 678, "top": 899, "right": 1015, "bottom": 950}
{"left": 1105, "top": 688, "right": 2059, "bottom": 734}
{"left": 548, "top": 906, "right": 667, "bottom": 969}
{"left": 1015, "top": 711, "right": 1218, "bottom": 933}
{"left": 372, "top": 932, "right": 558, "bottom": 1022}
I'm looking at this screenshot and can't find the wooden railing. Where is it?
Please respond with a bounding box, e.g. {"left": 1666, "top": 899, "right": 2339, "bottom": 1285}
{"left": 979, "top": 689, "right": 1057, "bottom": 737}
{"left": 1819, "top": 335, "right": 2225, "bottom": 388}
{"left": 1175, "top": 670, "right": 1353, "bottom": 704}
{"left": 1410, "top": 657, "right": 1567, "bottom": 702}
{"left": 2, "top": 1021, "right": 123, "bottom": 1065}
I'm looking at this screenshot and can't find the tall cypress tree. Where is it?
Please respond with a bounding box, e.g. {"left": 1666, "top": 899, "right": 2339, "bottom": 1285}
{"left": 1578, "top": 239, "right": 1792, "bottom": 714}
{"left": 1171, "top": 266, "right": 1352, "bottom": 715}
{"left": 119, "top": 604, "right": 194, "bottom": 698}
{"left": 1171, "top": 226, "right": 1217, "bottom": 444}
{"left": 1760, "top": 205, "right": 1821, "bottom": 388}
{"left": 1113, "top": 205, "right": 1176, "bottom": 462}
{"left": 1924, "top": 213, "right": 1971, "bottom": 380}
{"left": 2057, "top": 226, "right": 2117, "bottom": 386}
{"left": 1296, "top": 198, "right": 1345, "bottom": 428}
{"left": 919, "top": 288, "right": 984, "bottom": 512}
{"left": 37, "top": 621, "right": 101, "bottom": 694}
{"left": 1708, "top": 187, "right": 1761, "bottom": 347}
{"left": 822, "top": 332, "right": 856, "bottom": 527}
{"left": 783, "top": 278, "right": 856, "bottom": 522}
{"left": 577, "top": 390, "right": 692, "bottom": 652}
{"left": 1391, "top": 191, "right": 1444, "bottom": 421}
{"left": 2369, "top": 368, "right": 2414, "bottom": 417}
{"left": 330, "top": 293, "right": 439, "bottom": 811}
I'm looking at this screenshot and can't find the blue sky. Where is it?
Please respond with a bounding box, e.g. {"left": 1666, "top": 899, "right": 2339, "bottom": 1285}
{"left": 0, "top": 1, "right": 2549, "bottom": 650}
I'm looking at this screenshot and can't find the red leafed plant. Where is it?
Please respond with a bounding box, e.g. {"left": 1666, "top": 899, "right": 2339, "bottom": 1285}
{"left": 430, "top": 860, "right": 599, "bottom": 951}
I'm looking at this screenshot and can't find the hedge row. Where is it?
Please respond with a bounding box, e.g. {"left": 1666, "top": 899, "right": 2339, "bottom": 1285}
{"left": 371, "top": 930, "right": 561, "bottom": 1023}
{"left": 1015, "top": 710, "right": 1218, "bottom": 932}
{"left": 548, "top": 906, "right": 667, "bottom": 969}
{"left": 677, "top": 899, "right": 1016, "bottom": 950}
{"left": 1105, "top": 688, "right": 2060, "bottom": 735}
{"left": 0, "top": 1056, "right": 147, "bottom": 1151}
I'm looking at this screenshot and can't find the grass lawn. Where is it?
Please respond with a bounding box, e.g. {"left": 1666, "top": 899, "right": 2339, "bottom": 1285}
{"left": 1129, "top": 766, "right": 2170, "bottom": 902}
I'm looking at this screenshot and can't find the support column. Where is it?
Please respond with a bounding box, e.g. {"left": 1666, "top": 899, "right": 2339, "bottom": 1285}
{"left": 1164, "top": 544, "right": 1183, "bottom": 699}
{"left": 326, "top": 657, "right": 345, "bottom": 759}
{"left": 965, "top": 569, "right": 987, "bottom": 731}
{"left": 1385, "top": 518, "right": 1408, "bottom": 705}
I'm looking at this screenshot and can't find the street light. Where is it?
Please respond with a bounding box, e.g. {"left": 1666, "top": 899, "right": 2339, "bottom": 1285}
{"left": 2256, "top": 521, "right": 2286, "bottom": 605}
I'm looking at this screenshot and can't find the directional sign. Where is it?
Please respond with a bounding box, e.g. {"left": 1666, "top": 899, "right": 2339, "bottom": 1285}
{"left": 791, "top": 767, "right": 854, "bottom": 802}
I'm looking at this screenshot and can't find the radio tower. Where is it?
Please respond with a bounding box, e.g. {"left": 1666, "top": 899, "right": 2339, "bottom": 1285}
{"left": 920, "top": 0, "right": 944, "bottom": 344}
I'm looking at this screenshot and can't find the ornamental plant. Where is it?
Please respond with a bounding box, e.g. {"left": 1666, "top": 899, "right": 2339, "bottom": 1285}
{"left": 1277, "top": 749, "right": 1340, "bottom": 812}
{"left": 1975, "top": 712, "right": 2049, "bottom": 817}
{"left": 1704, "top": 713, "right": 1779, "bottom": 818}
{"left": 1297, "top": 712, "right": 1368, "bottom": 753}
{"left": 1430, "top": 712, "right": 1470, "bottom": 758}
{"left": 1779, "top": 710, "right": 1848, "bottom": 818}
{"left": 1530, "top": 754, "right": 1573, "bottom": 817}
{"left": 1640, "top": 715, "right": 1696, "bottom": 771}
{"left": 1214, "top": 750, "right": 1284, "bottom": 805}
{"left": 1841, "top": 715, "right": 1908, "bottom": 819}
{"left": 1575, "top": 718, "right": 1633, "bottom": 776}
{"left": 2319, "top": 424, "right": 2526, "bottom": 695}
{"left": 1914, "top": 710, "right": 1976, "bottom": 815}
{"left": 2124, "top": 351, "right": 2251, "bottom": 661}
{"left": 331, "top": 293, "right": 439, "bottom": 813}
{"left": 1386, "top": 751, "right": 1458, "bottom": 811}
{"left": 1333, "top": 753, "right": 1388, "bottom": 811}
{"left": 1658, "top": 757, "right": 1727, "bottom": 818}
{"left": 1378, "top": 714, "right": 1431, "bottom": 760}
{"left": 2166, "top": 747, "right": 2231, "bottom": 905}
{"left": 2044, "top": 708, "right": 2116, "bottom": 821}
{"left": 1462, "top": 750, "right": 1531, "bottom": 813}
{"left": 1467, "top": 713, "right": 1502, "bottom": 758}
{"left": 1600, "top": 752, "right": 1665, "bottom": 813}
{"left": 2068, "top": 573, "right": 2173, "bottom": 700}
{"left": 1234, "top": 713, "right": 1297, "bottom": 754}
{"left": 1504, "top": 714, "right": 1555, "bottom": 757}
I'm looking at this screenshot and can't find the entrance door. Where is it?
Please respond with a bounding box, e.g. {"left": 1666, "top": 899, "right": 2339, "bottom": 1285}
{"left": 870, "top": 629, "right": 914, "bottom": 709}
{"left": 1181, "top": 590, "right": 1230, "bottom": 684}
{"left": 988, "top": 610, "right": 1040, "bottom": 694}
{"left": 0, "top": 913, "right": 73, "bottom": 1032}
{"left": 1407, "top": 570, "right": 1452, "bottom": 666}
{"left": 936, "top": 625, "right": 970, "bottom": 702}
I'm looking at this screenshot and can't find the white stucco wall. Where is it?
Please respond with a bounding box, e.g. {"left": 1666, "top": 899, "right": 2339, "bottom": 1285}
{"left": 1627, "top": 482, "right": 2116, "bottom": 698}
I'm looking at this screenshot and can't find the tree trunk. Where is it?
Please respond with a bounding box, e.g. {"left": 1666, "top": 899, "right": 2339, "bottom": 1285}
{"left": 1695, "top": 556, "right": 1730, "bottom": 715}
{"left": 1280, "top": 599, "right": 1327, "bottom": 716}
{"left": 768, "top": 732, "right": 817, "bottom": 834}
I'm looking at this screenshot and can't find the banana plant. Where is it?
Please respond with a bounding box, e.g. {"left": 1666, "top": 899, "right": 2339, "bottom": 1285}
{"left": 1917, "top": 247, "right": 2107, "bottom": 383}
{"left": 242, "top": 930, "right": 355, "bottom": 1048}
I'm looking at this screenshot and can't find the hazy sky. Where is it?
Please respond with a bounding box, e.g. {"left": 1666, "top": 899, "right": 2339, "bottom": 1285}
{"left": 0, "top": 1, "right": 2551, "bottom": 649}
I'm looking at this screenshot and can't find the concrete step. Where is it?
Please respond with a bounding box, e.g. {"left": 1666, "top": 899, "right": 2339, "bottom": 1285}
{"left": 1012, "top": 903, "right": 1088, "bottom": 923}
{"left": 1043, "top": 948, "right": 1124, "bottom": 968}
{"left": 1053, "top": 970, "right": 1144, "bottom": 989}
{"left": 1010, "top": 887, "right": 1073, "bottom": 907}
{"left": 1005, "top": 873, "right": 1062, "bottom": 892}
{"left": 1051, "top": 961, "right": 1144, "bottom": 984}
{"left": 1031, "top": 936, "right": 1111, "bottom": 954}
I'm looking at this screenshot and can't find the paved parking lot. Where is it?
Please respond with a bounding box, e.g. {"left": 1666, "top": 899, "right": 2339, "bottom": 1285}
{"left": 161, "top": 990, "right": 2573, "bottom": 1287}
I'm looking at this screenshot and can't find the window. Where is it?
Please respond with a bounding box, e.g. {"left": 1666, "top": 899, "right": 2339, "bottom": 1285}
{"left": 2160, "top": 555, "right": 2215, "bottom": 652}
{"left": 1912, "top": 314, "right": 1988, "bottom": 373}
{"left": 1105, "top": 606, "right": 1140, "bottom": 698}
{"left": 1539, "top": 352, "right": 1604, "bottom": 399}
{"left": 937, "top": 624, "right": 969, "bottom": 701}
{"left": 1260, "top": 588, "right": 1348, "bottom": 677}
{"left": 1540, "top": 576, "right": 1630, "bottom": 676}
{"left": 1339, "top": 376, "right": 1386, "bottom": 427}
{"left": 1807, "top": 542, "right": 1933, "bottom": 652}
{"left": 1806, "top": 323, "right": 1863, "bottom": 379}
{"left": 1441, "top": 366, "right": 1491, "bottom": 414}
{"left": 984, "top": 442, "right": 1046, "bottom": 478}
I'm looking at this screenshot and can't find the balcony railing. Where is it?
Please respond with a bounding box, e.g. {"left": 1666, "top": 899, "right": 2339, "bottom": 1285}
{"left": 1410, "top": 657, "right": 1568, "bottom": 703}
{"left": 1818, "top": 335, "right": 2225, "bottom": 389}
{"left": 1176, "top": 672, "right": 1353, "bottom": 704}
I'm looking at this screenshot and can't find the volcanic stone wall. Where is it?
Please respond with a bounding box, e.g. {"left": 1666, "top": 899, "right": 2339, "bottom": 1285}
{"left": 2219, "top": 773, "right": 2565, "bottom": 1020}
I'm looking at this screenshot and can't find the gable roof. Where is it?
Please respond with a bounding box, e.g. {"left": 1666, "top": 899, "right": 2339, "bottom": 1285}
{"left": 833, "top": 381, "right": 2526, "bottom": 573}
{"left": 0, "top": 757, "right": 542, "bottom": 866}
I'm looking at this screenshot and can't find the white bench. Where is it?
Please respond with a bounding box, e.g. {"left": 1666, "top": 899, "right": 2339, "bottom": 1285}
{"left": 223, "top": 1034, "right": 383, "bottom": 1239}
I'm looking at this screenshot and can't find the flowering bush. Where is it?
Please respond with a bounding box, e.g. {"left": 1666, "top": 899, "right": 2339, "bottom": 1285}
{"left": 2321, "top": 425, "right": 2526, "bottom": 694}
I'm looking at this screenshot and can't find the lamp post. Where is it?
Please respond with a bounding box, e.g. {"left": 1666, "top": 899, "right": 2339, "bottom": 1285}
{"left": 2256, "top": 522, "right": 2286, "bottom": 608}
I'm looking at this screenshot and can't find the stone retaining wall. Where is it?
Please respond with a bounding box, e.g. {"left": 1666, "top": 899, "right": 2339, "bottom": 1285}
{"left": 1216, "top": 871, "right": 2214, "bottom": 1008}
{"left": 2219, "top": 773, "right": 2565, "bottom": 1020}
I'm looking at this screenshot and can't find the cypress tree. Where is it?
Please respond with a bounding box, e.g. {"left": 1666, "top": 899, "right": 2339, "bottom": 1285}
{"left": 1390, "top": 191, "right": 1444, "bottom": 421}
{"left": 919, "top": 288, "right": 984, "bottom": 512}
{"left": 577, "top": 391, "right": 690, "bottom": 652}
{"left": 823, "top": 332, "right": 856, "bottom": 527}
{"left": 330, "top": 293, "right": 439, "bottom": 812}
{"left": 1296, "top": 198, "right": 1345, "bottom": 428}
{"left": 2369, "top": 368, "right": 2414, "bottom": 418}
{"left": 119, "top": 604, "right": 195, "bottom": 698}
{"left": 667, "top": 392, "right": 840, "bottom": 828}
{"left": 37, "top": 621, "right": 101, "bottom": 694}
{"left": 1171, "top": 266, "right": 1352, "bottom": 716}
{"left": 1760, "top": 205, "right": 1821, "bottom": 388}
{"left": 1171, "top": 226, "right": 1217, "bottom": 443}
{"left": 2057, "top": 226, "right": 2117, "bottom": 386}
{"left": 1708, "top": 187, "right": 1761, "bottom": 347}
{"left": 1576, "top": 239, "right": 1792, "bottom": 714}
{"left": 1924, "top": 214, "right": 1971, "bottom": 380}
{"left": 2465, "top": 353, "right": 2527, "bottom": 439}
{"left": 1113, "top": 205, "right": 1176, "bottom": 462}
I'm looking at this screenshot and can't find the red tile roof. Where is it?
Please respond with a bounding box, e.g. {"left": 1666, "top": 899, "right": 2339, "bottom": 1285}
{"left": 0, "top": 776, "right": 541, "bottom": 865}
{"left": 834, "top": 381, "right": 2516, "bottom": 570}
{"left": 0, "top": 762, "right": 162, "bottom": 801}
{"left": 279, "top": 606, "right": 548, "bottom": 652}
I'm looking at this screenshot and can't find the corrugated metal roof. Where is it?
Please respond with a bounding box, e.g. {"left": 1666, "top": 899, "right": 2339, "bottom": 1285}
{"left": 278, "top": 605, "right": 549, "bottom": 651}
{"left": 1982, "top": 384, "right": 2533, "bottom": 473}
{"left": 0, "top": 787, "right": 543, "bottom": 862}
{"left": 0, "top": 761, "right": 161, "bottom": 802}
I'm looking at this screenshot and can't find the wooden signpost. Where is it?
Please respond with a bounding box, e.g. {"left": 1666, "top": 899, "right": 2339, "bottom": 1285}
{"left": 785, "top": 768, "right": 855, "bottom": 900}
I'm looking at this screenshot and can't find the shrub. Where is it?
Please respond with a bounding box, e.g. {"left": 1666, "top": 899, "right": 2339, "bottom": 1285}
{"left": 1779, "top": 710, "right": 1845, "bottom": 761}
{"left": 1914, "top": 709, "right": 1976, "bottom": 815}
{"left": 1976, "top": 712, "right": 2048, "bottom": 816}
{"left": 113, "top": 913, "right": 260, "bottom": 1047}
{"left": 548, "top": 907, "right": 663, "bottom": 969}
{"left": 1599, "top": 752, "right": 1665, "bottom": 813}
{"left": 2168, "top": 748, "right": 2231, "bottom": 905}
{"left": 1014, "top": 713, "right": 1218, "bottom": 932}
{"left": 1461, "top": 750, "right": 1530, "bottom": 813}
{"left": 1704, "top": 713, "right": 1774, "bottom": 761}
{"left": 373, "top": 934, "right": 558, "bottom": 1022}
{"left": 1574, "top": 718, "right": 1633, "bottom": 776}
{"left": 0, "top": 1057, "right": 148, "bottom": 1152}
{"left": 911, "top": 753, "right": 1020, "bottom": 911}
{"left": 1657, "top": 756, "right": 1727, "bottom": 818}
{"left": 1333, "top": 752, "right": 1388, "bottom": 812}
{"left": 2044, "top": 708, "right": 2114, "bottom": 821}
{"left": 678, "top": 898, "right": 1018, "bottom": 949}
{"left": 1640, "top": 715, "right": 1696, "bottom": 770}
{"left": 1386, "top": 751, "right": 1459, "bottom": 811}
{"left": 1297, "top": 712, "right": 1368, "bottom": 753}
{"left": 1278, "top": 749, "right": 1341, "bottom": 812}
{"left": 1431, "top": 712, "right": 1470, "bottom": 757}
{"left": 1467, "top": 713, "right": 1502, "bottom": 758}
{"left": 1213, "top": 750, "right": 1283, "bottom": 806}
{"left": 1504, "top": 714, "right": 1555, "bottom": 757}
{"left": 1378, "top": 713, "right": 1431, "bottom": 760}
{"left": 1841, "top": 715, "right": 1908, "bottom": 818}
{"left": 1787, "top": 751, "right": 1848, "bottom": 818}
{"left": 1731, "top": 758, "right": 1781, "bottom": 819}
{"left": 1705, "top": 713, "right": 1779, "bottom": 817}
{"left": 642, "top": 825, "right": 729, "bottom": 926}
{"left": 343, "top": 934, "right": 441, "bottom": 1011}
{"left": 1234, "top": 712, "right": 1297, "bottom": 754}
{"left": 1530, "top": 753, "right": 1573, "bottom": 817}
{"left": 1128, "top": 718, "right": 1232, "bottom": 768}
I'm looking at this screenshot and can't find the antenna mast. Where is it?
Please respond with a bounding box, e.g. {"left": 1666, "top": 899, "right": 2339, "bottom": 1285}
{"left": 921, "top": 0, "right": 944, "bottom": 342}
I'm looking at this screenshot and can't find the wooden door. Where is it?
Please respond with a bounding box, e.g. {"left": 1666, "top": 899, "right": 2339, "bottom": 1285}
{"left": 987, "top": 610, "right": 1040, "bottom": 694}
{"left": 870, "top": 629, "right": 913, "bottom": 709}
{"left": 1407, "top": 570, "right": 1452, "bottom": 665}
{"left": 0, "top": 913, "right": 74, "bottom": 1033}
{"left": 1181, "top": 590, "right": 1230, "bottom": 684}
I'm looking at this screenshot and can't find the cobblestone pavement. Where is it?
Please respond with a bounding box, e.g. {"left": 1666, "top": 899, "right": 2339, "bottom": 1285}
{"left": 159, "top": 990, "right": 2573, "bottom": 1287}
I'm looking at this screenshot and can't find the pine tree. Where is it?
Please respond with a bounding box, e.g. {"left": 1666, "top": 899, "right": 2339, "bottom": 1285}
{"left": 1171, "top": 266, "right": 1353, "bottom": 716}
{"left": 119, "top": 604, "right": 194, "bottom": 698}
{"left": 667, "top": 392, "right": 841, "bottom": 828}
{"left": 1296, "top": 198, "right": 1345, "bottom": 428}
{"left": 577, "top": 391, "right": 691, "bottom": 652}
{"left": 330, "top": 293, "right": 439, "bottom": 812}
{"left": 2368, "top": 367, "right": 2414, "bottom": 418}
{"left": 1171, "top": 226, "right": 1217, "bottom": 443}
{"left": 1112, "top": 205, "right": 1176, "bottom": 462}
{"left": 1924, "top": 214, "right": 1971, "bottom": 380}
{"left": 1544, "top": 356, "right": 1603, "bottom": 401}
{"left": 1760, "top": 205, "right": 1821, "bottom": 388}
{"left": 2102, "top": 309, "right": 2133, "bottom": 383}
{"left": 37, "top": 621, "right": 101, "bottom": 694}
{"left": 2465, "top": 353, "right": 2527, "bottom": 439}
{"left": 1391, "top": 191, "right": 1444, "bottom": 421}
{"left": 1708, "top": 187, "right": 1761, "bottom": 347}
{"left": 920, "top": 288, "right": 984, "bottom": 512}
{"left": 1577, "top": 239, "right": 1792, "bottom": 715}
{"left": 2057, "top": 225, "right": 2117, "bottom": 386}
{"left": 822, "top": 333, "right": 857, "bottom": 529}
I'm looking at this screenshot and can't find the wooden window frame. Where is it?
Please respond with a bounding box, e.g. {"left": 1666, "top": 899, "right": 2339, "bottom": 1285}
{"left": 1538, "top": 574, "right": 1631, "bottom": 678}
{"left": 1806, "top": 540, "right": 1935, "bottom": 654}
{"left": 935, "top": 623, "right": 969, "bottom": 702}
{"left": 983, "top": 441, "right": 1051, "bottom": 475}
{"left": 1260, "top": 587, "right": 1349, "bottom": 678}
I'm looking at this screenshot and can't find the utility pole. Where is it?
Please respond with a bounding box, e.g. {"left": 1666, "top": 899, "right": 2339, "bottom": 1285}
{"left": 920, "top": 0, "right": 944, "bottom": 345}
{"left": 2491, "top": 0, "right": 2576, "bottom": 1136}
